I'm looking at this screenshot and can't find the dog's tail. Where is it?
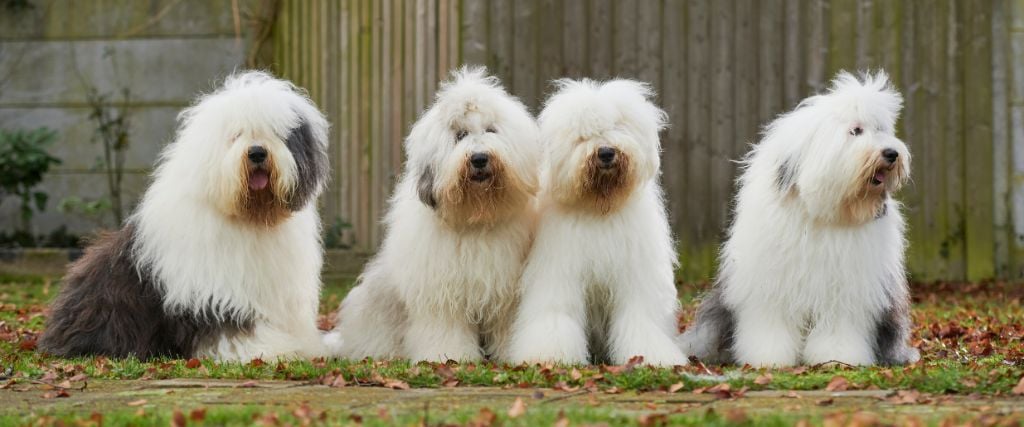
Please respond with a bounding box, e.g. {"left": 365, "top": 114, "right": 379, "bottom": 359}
{"left": 678, "top": 287, "right": 736, "bottom": 365}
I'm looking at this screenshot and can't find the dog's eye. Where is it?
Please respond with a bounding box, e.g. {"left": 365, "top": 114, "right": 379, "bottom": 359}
{"left": 486, "top": 126, "right": 496, "bottom": 133}
{"left": 850, "top": 127, "right": 863, "bottom": 136}
{"left": 455, "top": 130, "right": 468, "bottom": 141}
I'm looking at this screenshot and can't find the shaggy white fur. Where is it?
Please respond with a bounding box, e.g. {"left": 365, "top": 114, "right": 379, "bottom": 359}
{"left": 679, "top": 71, "right": 920, "bottom": 367}
{"left": 328, "top": 67, "right": 541, "bottom": 362}
{"left": 132, "top": 71, "right": 331, "bottom": 360}
{"left": 503, "top": 79, "right": 687, "bottom": 367}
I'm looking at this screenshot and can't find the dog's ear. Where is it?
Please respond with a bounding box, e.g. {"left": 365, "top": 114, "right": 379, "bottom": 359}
{"left": 285, "top": 118, "right": 330, "bottom": 210}
{"left": 417, "top": 165, "right": 437, "bottom": 209}
{"left": 776, "top": 156, "right": 798, "bottom": 195}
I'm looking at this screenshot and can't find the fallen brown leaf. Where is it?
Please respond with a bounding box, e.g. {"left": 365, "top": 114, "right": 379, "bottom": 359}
{"left": 754, "top": 373, "right": 773, "bottom": 385}
{"left": 190, "top": 408, "right": 207, "bottom": 422}
{"left": 668, "top": 382, "right": 684, "bottom": 393}
{"left": 383, "top": 379, "right": 409, "bottom": 390}
{"left": 1013, "top": 376, "right": 1024, "bottom": 395}
{"left": 185, "top": 358, "right": 201, "bottom": 369}
{"left": 172, "top": 407, "right": 186, "bottom": 423}
{"left": 508, "top": 397, "right": 527, "bottom": 418}
{"left": 825, "top": 376, "right": 849, "bottom": 392}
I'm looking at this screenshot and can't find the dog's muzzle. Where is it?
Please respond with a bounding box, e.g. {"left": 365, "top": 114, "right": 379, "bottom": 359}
{"left": 468, "top": 152, "right": 493, "bottom": 182}
{"left": 596, "top": 146, "right": 618, "bottom": 170}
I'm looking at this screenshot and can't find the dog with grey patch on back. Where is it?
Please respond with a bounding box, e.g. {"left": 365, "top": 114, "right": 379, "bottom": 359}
{"left": 39, "top": 71, "right": 332, "bottom": 361}
{"left": 502, "top": 79, "right": 688, "bottom": 367}
{"left": 325, "top": 67, "right": 540, "bottom": 362}
{"left": 679, "top": 71, "right": 920, "bottom": 367}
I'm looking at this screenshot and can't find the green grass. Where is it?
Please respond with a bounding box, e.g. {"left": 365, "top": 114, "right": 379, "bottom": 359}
{"left": 2, "top": 277, "right": 1021, "bottom": 394}
{"left": 1, "top": 276, "right": 1022, "bottom": 426}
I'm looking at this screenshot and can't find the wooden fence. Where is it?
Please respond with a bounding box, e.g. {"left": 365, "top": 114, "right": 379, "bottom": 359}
{"left": 273, "top": 0, "right": 1023, "bottom": 282}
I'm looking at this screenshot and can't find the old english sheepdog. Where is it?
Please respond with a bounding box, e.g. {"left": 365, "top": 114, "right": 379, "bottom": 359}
{"left": 680, "top": 71, "right": 919, "bottom": 367}
{"left": 327, "top": 67, "right": 540, "bottom": 362}
{"left": 39, "top": 71, "right": 332, "bottom": 361}
{"left": 503, "top": 79, "right": 687, "bottom": 367}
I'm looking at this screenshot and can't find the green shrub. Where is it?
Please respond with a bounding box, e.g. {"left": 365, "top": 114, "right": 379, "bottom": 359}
{"left": 0, "top": 127, "right": 61, "bottom": 233}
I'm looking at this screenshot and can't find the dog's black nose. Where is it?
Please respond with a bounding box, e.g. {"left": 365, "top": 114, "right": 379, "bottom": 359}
{"left": 597, "top": 146, "right": 617, "bottom": 164}
{"left": 248, "top": 146, "right": 268, "bottom": 164}
{"left": 470, "top": 152, "right": 489, "bottom": 169}
{"left": 882, "top": 148, "right": 898, "bottom": 163}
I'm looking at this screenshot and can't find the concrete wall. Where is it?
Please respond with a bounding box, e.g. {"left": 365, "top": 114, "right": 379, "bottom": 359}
{"left": 0, "top": 0, "right": 261, "bottom": 235}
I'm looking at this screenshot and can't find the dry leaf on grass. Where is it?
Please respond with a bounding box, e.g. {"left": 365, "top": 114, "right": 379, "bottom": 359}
{"left": 1013, "top": 376, "right": 1024, "bottom": 395}
{"left": 825, "top": 376, "right": 849, "bottom": 392}
{"left": 508, "top": 397, "right": 527, "bottom": 418}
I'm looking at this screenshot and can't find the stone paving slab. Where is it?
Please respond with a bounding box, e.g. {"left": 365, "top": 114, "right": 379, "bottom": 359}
{"left": 3, "top": 379, "right": 1022, "bottom": 421}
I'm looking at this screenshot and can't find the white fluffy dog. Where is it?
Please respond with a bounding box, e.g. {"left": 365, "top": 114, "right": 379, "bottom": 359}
{"left": 328, "top": 68, "right": 540, "bottom": 362}
{"left": 40, "top": 71, "right": 331, "bottom": 361}
{"left": 680, "top": 71, "right": 920, "bottom": 367}
{"left": 503, "top": 79, "right": 687, "bottom": 367}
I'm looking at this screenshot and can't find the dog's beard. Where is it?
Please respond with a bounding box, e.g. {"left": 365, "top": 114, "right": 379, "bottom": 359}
{"left": 234, "top": 157, "right": 291, "bottom": 227}
{"left": 565, "top": 152, "right": 636, "bottom": 215}
{"left": 837, "top": 151, "right": 906, "bottom": 225}
{"left": 437, "top": 157, "right": 531, "bottom": 229}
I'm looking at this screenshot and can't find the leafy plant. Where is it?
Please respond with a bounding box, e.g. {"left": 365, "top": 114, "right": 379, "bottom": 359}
{"left": 323, "top": 216, "right": 353, "bottom": 249}
{"left": 58, "top": 196, "right": 113, "bottom": 229}
{"left": 85, "top": 87, "right": 132, "bottom": 226}
{"left": 0, "top": 127, "right": 61, "bottom": 234}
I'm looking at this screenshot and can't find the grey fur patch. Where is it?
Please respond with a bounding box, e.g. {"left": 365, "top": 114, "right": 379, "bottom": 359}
{"left": 776, "top": 158, "right": 798, "bottom": 194}
{"left": 875, "top": 196, "right": 889, "bottom": 219}
{"left": 678, "top": 286, "right": 736, "bottom": 365}
{"left": 284, "top": 119, "right": 330, "bottom": 211}
{"left": 417, "top": 165, "right": 437, "bottom": 209}
{"left": 872, "top": 282, "right": 920, "bottom": 365}
{"left": 38, "top": 224, "right": 253, "bottom": 359}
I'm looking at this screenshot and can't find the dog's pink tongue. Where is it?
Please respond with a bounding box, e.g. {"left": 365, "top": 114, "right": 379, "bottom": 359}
{"left": 249, "top": 170, "right": 270, "bottom": 191}
{"left": 874, "top": 170, "right": 887, "bottom": 183}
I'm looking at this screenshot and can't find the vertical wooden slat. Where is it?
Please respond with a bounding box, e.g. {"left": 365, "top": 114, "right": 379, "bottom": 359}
{"left": 340, "top": 0, "right": 353, "bottom": 246}
{"left": 613, "top": 0, "right": 638, "bottom": 77}
{"left": 709, "top": 0, "right": 734, "bottom": 245}
{"left": 372, "top": 0, "right": 387, "bottom": 245}
{"left": 589, "top": 0, "right": 613, "bottom": 79}
{"left": 963, "top": 0, "right": 996, "bottom": 280}
{"left": 854, "top": 0, "right": 874, "bottom": 70}
{"left": 917, "top": 0, "right": 945, "bottom": 279}
{"left": 449, "top": 0, "right": 461, "bottom": 69}
{"left": 404, "top": 0, "right": 417, "bottom": 125}
{"left": 462, "top": 0, "right": 489, "bottom": 66}
{"left": 537, "top": 0, "right": 563, "bottom": 101}
{"left": 490, "top": 0, "right": 514, "bottom": 84}
{"left": 425, "top": 0, "right": 438, "bottom": 98}
{"left": 562, "top": 0, "right": 587, "bottom": 79}
{"left": 684, "top": 0, "right": 712, "bottom": 279}
{"left": 943, "top": 0, "right": 966, "bottom": 279}
{"left": 758, "top": 0, "right": 783, "bottom": 124}
{"left": 805, "top": 0, "right": 828, "bottom": 94}
{"left": 782, "top": 0, "right": 803, "bottom": 108}
{"left": 661, "top": 0, "right": 687, "bottom": 266}
{"left": 636, "top": 0, "right": 662, "bottom": 89}
{"left": 415, "top": 0, "right": 428, "bottom": 113}
{"left": 1009, "top": 0, "right": 1024, "bottom": 278}
{"left": 734, "top": 0, "right": 758, "bottom": 155}
{"left": 512, "top": 0, "right": 538, "bottom": 108}
{"left": 438, "top": 0, "right": 450, "bottom": 79}
{"left": 828, "top": 0, "right": 856, "bottom": 75}
{"left": 392, "top": 0, "right": 405, "bottom": 180}
{"left": 992, "top": 0, "right": 1012, "bottom": 277}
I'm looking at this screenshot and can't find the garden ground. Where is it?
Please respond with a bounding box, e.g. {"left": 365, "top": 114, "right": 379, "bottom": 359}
{"left": 1, "top": 275, "right": 1022, "bottom": 426}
